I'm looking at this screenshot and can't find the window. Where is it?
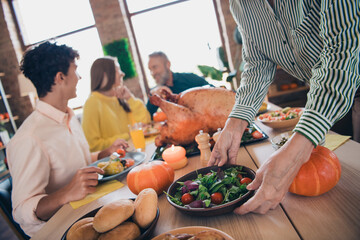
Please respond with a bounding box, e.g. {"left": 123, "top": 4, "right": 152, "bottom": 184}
{"left": 126, "top": 0, "right": 230, "bottom": 88}
{"left": 12, "top": 0, "right": 103, "bottom": 108}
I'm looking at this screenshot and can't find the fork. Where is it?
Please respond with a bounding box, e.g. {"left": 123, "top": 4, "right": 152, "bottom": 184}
{"left": 100, "top": 152, "right": 120, "bottom": 170}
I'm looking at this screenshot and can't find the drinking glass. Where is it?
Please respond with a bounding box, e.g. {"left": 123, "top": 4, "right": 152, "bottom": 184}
{"left": 128, "top": 123, "right": 146, "bottom": 151}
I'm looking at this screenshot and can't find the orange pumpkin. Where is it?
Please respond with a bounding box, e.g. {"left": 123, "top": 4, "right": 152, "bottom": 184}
{"left": 153, "top": 111, "right": 167, "bottom": 122}
{"left": 127, "top": 160, "right": 174, "bottom": 195}
{"left": 289, "top": 146, "right": 341, "bottom": 196}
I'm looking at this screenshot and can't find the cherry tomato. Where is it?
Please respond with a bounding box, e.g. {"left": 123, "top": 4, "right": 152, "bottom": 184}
{"left": 237, "top": 173, "right": 243, "bottom": 179}
{"left": 280, "top": 84, "right": 290, "bottom": 91}
{"left": 211, "top": 192, "right": 223, "bottom": 205}
{"left": 116, "top": 148, "right": 126, "bottom": 158}
{"left": 240, "top": 177, "right": 252, "bottom": 184}
{"left": 251, "top": 130, "right": 263, "bottom": 139}
{"left": 181, "top": 193, "right": 194, "bottom": 205}
{"left": 290, "top": 83, "right": 298, "bottom": 89}
{"left": 125, "top": 158, "right": 135, "bottom": 168}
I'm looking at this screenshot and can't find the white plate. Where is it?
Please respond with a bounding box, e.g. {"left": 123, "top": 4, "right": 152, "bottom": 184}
{"left": 90, "top": 152, "right": 146, "bottom": 182}
{"left": 151, "top": 226, "right": 235, "bottom": 240}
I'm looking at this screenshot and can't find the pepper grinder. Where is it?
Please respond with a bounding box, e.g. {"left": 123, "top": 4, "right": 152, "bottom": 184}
{"left": 212, "top": 128, "right": 222, "bottom": 143}
{"left": 195, "top": 130, "right": 211, "bottom": 167}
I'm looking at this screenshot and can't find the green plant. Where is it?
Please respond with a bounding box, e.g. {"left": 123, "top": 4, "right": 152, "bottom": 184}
{"left": 103, "top": 38, "right": 137, "bottom": 80}
{"left": 197, "top": 65, "right": 223, "bottom": 80}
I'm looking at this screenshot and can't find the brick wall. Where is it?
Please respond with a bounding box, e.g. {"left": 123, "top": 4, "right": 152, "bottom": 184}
{"left": 0, "top": 0, "right": 33, "bottom": 128}
{"left": 89, "top": 0, "right": 146, "bottom": 100}
{"left": 0, "top": 0, "right": 239, "bottom": 128}
{"left": 216, "top": 0, "right": 242, "bottom": 89}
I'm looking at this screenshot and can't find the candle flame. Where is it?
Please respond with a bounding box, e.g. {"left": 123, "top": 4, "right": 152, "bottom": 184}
{"left": 171, "top": 144, "right": 175, "bottom": 151}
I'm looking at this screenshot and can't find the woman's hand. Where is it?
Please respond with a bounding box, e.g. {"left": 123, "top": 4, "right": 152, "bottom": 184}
{"left": 208, "top": 118, "right": 248, "bottom": 166}
{"left": 116, "top": 86, "right": 133, "bottom": 100}
{"left": 234, "top": 132, "right": 314, "bottom": 214}
{"left": 99, "top": 139, "right": 129, "bottom": 159}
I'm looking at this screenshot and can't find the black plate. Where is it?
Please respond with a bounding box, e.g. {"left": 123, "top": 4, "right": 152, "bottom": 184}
{"left": 241, "top": 123, "right": 269, "bottom": 145}
{"left": 151, "top": 124, "right": 268, "bottom": 161}
{"left": 91, "top": 152, "right": 146, "bottom": 182}
{"left": 61, "top": 200, "right": 160, "bottom": 240}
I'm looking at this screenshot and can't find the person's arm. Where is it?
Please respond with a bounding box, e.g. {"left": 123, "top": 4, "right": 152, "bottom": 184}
{"left": 293, "top": 0, "right": 360, "bottom": 146}
{"left": 209, "top": 17, "right": 277, "bottom": 166}
{"left": 35, "top": 166, "right": 103, "bottom": 220}
{"left": 235, "top": 0, "right": 360, "bottom": 215}
{"left": 7, "top": 136, "right": 104, "bottom": 224}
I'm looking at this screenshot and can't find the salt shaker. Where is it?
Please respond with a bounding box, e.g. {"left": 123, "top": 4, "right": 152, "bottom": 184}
{"left": 195, "top": 130, "right": 211, "bottom": 167}
{"left": 212, "top": 128, "right": 222, "bottom": 143}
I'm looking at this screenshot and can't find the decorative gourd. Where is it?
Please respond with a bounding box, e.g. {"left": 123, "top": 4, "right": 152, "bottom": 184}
{"left": 289, "top": 146, "right": 341, "bottom": 196}
{"left": 153, "top": 111, "right": 167, "bottom": 122}
{"left": 127, "top": 160, "right": 174, "bottom": 195}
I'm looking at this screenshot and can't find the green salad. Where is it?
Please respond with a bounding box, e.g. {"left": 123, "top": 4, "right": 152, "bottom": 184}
{"left": 166, "top": 166, "right": 253, "bottom": 208}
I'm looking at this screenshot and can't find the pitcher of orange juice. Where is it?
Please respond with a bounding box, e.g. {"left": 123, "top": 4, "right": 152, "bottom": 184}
{"left": 128, "top": 123, "right": 145, "bottom": 151}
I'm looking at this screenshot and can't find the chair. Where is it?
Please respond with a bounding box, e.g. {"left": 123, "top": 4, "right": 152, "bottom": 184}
{"left": 0, "top": 177, "right": 29, "bottom": 240}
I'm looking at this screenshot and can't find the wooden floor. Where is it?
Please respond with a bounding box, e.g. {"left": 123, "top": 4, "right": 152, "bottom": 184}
{"left": 0, "top": 214, "right": 18, "bottom": 240}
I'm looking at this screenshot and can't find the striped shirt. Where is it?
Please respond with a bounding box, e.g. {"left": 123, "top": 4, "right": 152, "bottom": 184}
{"left": 229, "top": 0, "right": 360, "bottom": 145}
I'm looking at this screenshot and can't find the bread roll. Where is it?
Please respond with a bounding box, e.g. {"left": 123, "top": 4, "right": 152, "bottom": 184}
{"left": 132, "top": 188, "right": 158, "bottom": 228}
{"left": 93, "top": 199, "right": 135, "bottom": 233}
{"left": 66, "top": 217, "right": 99, "bottom": 240}
{"left": 98, "top": 221, "right": 140, "bottom": 240}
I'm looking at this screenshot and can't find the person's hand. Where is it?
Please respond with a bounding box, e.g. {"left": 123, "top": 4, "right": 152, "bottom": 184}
{"left": 150, "top": 86, "right": 173, "bottom": 98}
{"left": 116, "top": 86, "right": 133, "bottom": 100}
{"left": 102, "top": 139, "right": 129, "bottom": 158}
{"left": 234, "top": 132, "right": 314, "bottom": 214}
{"left": 208, "top": 118, "right": 248, "bottom": 166}
{"left": 62, "top": 166, "right": 104, "bottom": 203}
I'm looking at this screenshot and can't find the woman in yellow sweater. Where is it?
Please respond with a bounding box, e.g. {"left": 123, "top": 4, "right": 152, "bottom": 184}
{"left": 82, "top": 57, "right": 151, "bottom": 152}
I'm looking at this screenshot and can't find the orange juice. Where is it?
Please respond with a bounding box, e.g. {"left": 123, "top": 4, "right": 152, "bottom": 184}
{"left": 130, "top": 129, "right": 145, "bottom": 150}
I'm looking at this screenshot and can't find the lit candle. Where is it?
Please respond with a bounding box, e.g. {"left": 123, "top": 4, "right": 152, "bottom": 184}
{"left": 162, "top": 145, "right": 187, "bottom": 170}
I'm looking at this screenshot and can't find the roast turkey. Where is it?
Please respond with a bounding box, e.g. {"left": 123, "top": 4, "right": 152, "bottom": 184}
{"left": 149, "top": 87, "right": 236, "bottom": 146}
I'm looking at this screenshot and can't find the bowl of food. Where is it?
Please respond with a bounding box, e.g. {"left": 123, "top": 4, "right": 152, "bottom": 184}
{"left": 151, "top": 226, "right": 235, "bottom": 240}
{"left": 165, "top": 165, "right": 255, "bottom": 217}
{"left": 270, "top": 131, "right": 293, "bottom": 150}
{"left": 257, "top": 107, "right": 303, "bottom": 129}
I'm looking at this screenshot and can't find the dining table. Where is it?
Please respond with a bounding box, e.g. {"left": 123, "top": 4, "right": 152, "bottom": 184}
{"left": 31, "top": 104, "right": 360, "bottom": 240}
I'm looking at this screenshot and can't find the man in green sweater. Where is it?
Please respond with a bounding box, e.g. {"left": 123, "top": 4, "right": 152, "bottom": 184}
{"left": 146, "top": 51, "right": 211, "bottom": 117}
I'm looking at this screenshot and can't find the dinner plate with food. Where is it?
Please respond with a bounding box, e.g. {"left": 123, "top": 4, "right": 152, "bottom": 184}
{"left": 91, "top": 149, "right": 146, "bottom": 182}
{"left": 151, "top": 226, "right": 235, "bottom": 240}
{"left": 142, "top": 122, "right": 162, "bottom": 137}
{"left": 257, "top": 107, "right": 304, "bottom": 129}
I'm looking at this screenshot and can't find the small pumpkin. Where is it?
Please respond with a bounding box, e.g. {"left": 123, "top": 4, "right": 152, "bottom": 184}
{"left": 153, "top": 111, "right": 167, "bottom": 122}
{"left": 127, "top": 160, "right": 174, "bottom": 195}
{"left": 289, "top": 145, "right": 341, "bottom": 196}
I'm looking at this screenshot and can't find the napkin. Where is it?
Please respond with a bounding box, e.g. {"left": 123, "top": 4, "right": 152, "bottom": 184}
{"left": 324, "top": 133, "right": 351, "bottom": 151}
{"left": 70, "top": 180, "right": 124, "bottom": 209}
